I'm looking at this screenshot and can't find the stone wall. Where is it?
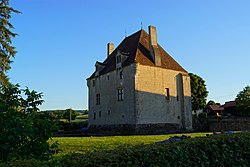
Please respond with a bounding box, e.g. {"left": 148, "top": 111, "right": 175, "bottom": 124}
{"left": 135, "top": 64, "right": 192, "bottom": 130}
{"left": 87, "top": 62, "right": 192, "bottom": 132}
{"left": 88, "top": 123, "right": 180, "bottom": 135}
{"left": 135, "top": 123, "right": 180, "bottom": 134}
{"left": 87, "top": 64, "right": 136, "bottom": 126}
{"left": 208, "top": 117, "right": 250, "bottom": 132}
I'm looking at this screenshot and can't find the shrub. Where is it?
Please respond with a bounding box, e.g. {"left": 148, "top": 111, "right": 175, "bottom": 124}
{"left": 0, "top": 84, "right": 58, "bottom": 161}
{"left": 59, "top": 132, "right": 250, "bottom": 166}
{"left": 57, "top": 121, "right": 88, "bottom": 133}
{"left": 0, "top": 159, "right": 47, "bottom": 167}
{"left": 2, "top": 132, "right": 250, "bottom": 166}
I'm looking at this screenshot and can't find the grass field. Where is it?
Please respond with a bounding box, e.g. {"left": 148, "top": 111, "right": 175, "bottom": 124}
{"left": 51, "top": 132, "right": 210, "bottom": 156}
{"left": 60, "top": 114, "right": 88, "bottom": 123}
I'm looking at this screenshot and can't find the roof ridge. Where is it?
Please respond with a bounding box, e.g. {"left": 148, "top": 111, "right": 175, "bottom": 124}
{"left": 134, "top": 29, "right": 144, "bottom": 63}
{"left": 87, "top": 28, "right": 188, "bottom": 80}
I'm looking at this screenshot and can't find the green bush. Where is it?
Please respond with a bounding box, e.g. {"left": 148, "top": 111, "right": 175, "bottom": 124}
{"left": 0, "top": 159, "right": 47, "bottom": 167}
{"left": 0, "top": 84, "right": 58, "bottom": 161}
{"left": 56, "top": 121, "right": 88, "bottom": 135}
{"left": 59, "top": 132, "right": 250, "bottom": 167}
{"left": 2, "top": 133, "right": 250, "bottom": 166}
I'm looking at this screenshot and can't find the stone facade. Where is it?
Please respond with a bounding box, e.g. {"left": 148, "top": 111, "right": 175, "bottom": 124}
{"left": 135, "top": 64, "right": 192, "bottom": 130}
{"left": 87, "top": 64, "right": 136, "bottom": 126}
{"left": 87, "top": 26, "right": 192, "bottom": 134}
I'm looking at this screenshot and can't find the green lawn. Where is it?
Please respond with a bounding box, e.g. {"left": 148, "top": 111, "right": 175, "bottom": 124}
{"left": 76, "top": 114, "right": 88, "bottom": 120}
{"left": 51, "top": 132, "right": 210, "bottom": 157}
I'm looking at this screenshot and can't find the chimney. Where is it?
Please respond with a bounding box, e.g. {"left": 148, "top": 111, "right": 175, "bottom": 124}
{"left": 107, "top": 43, "right": 114, "bottom": 57}
{"left": 149, "top": 25, "right": 157, "bottom": 46}
{"left": 148, "top": 25, "right": 161, "bottom": 66}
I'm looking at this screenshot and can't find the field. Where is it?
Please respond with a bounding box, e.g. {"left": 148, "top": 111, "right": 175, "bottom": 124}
{"left": 51, "top": 132, "right": 210, "bottom": 156}
{"left": 60, "top": 114, "right": 88, "bottom": 123}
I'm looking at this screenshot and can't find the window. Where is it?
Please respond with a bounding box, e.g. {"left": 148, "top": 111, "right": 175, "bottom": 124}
{"left": 96, "top": 93, "right": 100, "bottom": 105}
{"left": 93, "top": 112, "right": 96, "bottom": 120}
{"left": 177, "top": 95, "right": 179, "bottom": 101}
{"left": 165, "top": 88, "right": 170, "bottom": 100}
{"left": 107, "top": 74, "right": 109, "bottom": 80}
{"left": 119, "top": 71, "right": 123, "bottom": 79}
{"left": 92, "top": 80, "right": 95, "bottom": 87}
{"left": 117, "top": 88, "right": 124, "bottom": 101}
{"left": 108, "top": 110, "right": 111, "bottom": 116}
{"left": 99, "top": 111, "right": 101, "bottom": 117}
{"left": 116, "top": 55, "right": 121, "bottom": 64}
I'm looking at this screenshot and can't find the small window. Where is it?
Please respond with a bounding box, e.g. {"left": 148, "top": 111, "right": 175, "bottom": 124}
{"left": 92, "top": 80, "right": 95, "bottom": 87}
{"left": 96, "top": 93, "right": 100, "bottom": 105}
{"left": 99, "top": 111, "right": 101, "bottom": 117}
{"left": 116, "top": 55, "right": 121, "bottom": 64}
{"left": 107, "top": 75, "right": 109, "bottom": 80}
{"left": 177, "top": 95, "right": 179, "bottom": 101}
{"left": 119, "top": 71, "right": 123, "bottom": 79}
{"left": 108, "top": 110, "right": 111, "bottom": 116}
{"left": 165, "top": 88, "right": 170, "bottom": 100}
{"left": 117, "top": 88, "right": 124, "bottom": 101}
{"left": 93, "top": 112, "right": 96, "bottom": 120}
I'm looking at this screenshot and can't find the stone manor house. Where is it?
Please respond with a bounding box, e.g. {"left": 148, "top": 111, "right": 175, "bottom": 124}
{"left": 87, "top": 25, "right": 192, "bottom": 134}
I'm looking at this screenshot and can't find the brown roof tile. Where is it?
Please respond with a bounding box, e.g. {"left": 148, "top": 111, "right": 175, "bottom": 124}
{"left": 222, "top": 101, "right": 236, "bottom": 108}
{"left": 208, "top": 105, "right": 224, "bottom": 111}
{"left": 87, "top": 29, "right": 187, "bottom": 79}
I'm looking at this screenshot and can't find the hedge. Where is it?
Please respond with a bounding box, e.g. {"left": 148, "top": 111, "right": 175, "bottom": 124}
{"left": 1, "top": 132, "right": 250, "bottom": 166}
{"left": 59, "top": 133, "right": 250, "bottom": 167}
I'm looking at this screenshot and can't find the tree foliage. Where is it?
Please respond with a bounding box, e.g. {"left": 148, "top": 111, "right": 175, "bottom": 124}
{"left": 63, "top": 108, "right": 79, "bottom": 122}
{"left": 0, "top": 84, "right": 58, "bottom": 161}
{"left": 235, "top": 85, "right": 250, "bottom": 116}
{"left": 206, "top": 100, "right": 220, "bottom": 106}
{"left": 189, "top": 73, "right": 208, "bottom": 112}
{"left": 206, "top": 100, "right": 216, "bottom": 106}
{"left": 0, "top": 0, "right": 20, "bottom": 85}
{"left": 47, "top": 109, "right": 80, "bottom": 122}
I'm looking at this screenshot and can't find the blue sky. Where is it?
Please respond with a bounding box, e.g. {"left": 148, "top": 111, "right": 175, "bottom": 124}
{"left": 9, "top": 0, "right": 250, "bottom": 110}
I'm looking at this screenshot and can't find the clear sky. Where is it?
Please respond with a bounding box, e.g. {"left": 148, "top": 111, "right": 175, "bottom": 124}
{"left": 9, "top": 0, "right": 250, "bottom": 110}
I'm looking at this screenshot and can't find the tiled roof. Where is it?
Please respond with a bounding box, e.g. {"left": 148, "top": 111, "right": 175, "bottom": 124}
{"left": 87, "top": 29, "right": 187, "bottom": 79}
{"left": 208, "top": 105, "right": 224, "bottom": 111}
{"left": 222, "top": 101, "right": 236, "bottom": 108}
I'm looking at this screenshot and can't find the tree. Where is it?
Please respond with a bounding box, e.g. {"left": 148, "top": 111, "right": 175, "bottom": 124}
{"left": 206, "top": 100, "right": 216, "bottom": 106}
{"left": 63, "top": 108, "right": 79, "bottom": 122}
{"left": 0, "top": 0, "right": 20, "bottom": 85}
{"left": 206, "top": 100, "right": 221, "bottom": 106}
{"left": 189, "top": 73, "right": 208, "bottom": 113}
{"left": 0, "top": 1, "right": 59, "bottom": 162}
{"left": 0, "top": 84, "right": 58, "bottom": 161}
{"left": 235, "top": 85, "right": 250, "bottom": 116}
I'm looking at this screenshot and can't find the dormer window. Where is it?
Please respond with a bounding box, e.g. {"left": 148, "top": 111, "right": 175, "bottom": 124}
{"left": 116, "top": 55, "right": 121, "bottom": 64}
{"left": 116, "top": 51, "right": 122, "bottom": 70}
{"left": 95, "top": 61, "right": 106, "bottom": 77}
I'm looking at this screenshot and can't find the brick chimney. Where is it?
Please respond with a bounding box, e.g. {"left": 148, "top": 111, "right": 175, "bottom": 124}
{"left": 107, "top": 43, "right": 114, "bottom": 57}
{"left": 148, "top": 25, "right": 161, "bottom": 66}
